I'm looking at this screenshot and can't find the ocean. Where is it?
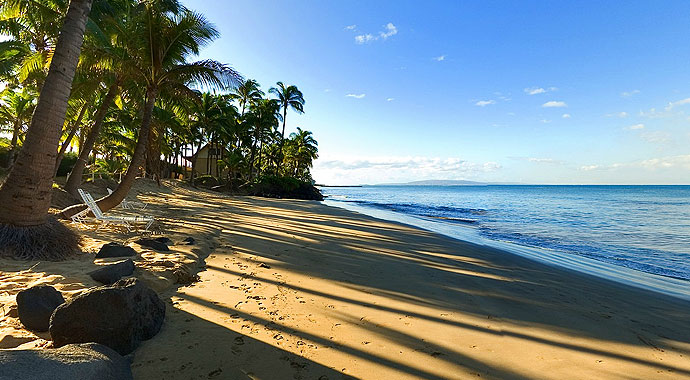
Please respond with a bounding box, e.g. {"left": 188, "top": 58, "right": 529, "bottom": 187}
{"left": 321, "top": 185, "right": 690, "bottom": 296}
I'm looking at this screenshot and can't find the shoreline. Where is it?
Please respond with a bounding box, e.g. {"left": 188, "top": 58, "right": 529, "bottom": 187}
{"left": 134, "top": 190, "right": 690, "bottom": 379}
{"left": 3, "top": 182, "right": 690, "bottom": 379}
{"left": 324, "top": 199, "right": 690, "bottom": 301}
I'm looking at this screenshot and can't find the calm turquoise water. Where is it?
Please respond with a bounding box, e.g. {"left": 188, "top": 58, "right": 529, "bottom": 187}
{"left": 321, "top": 185, "right": 690, "bottom": 281}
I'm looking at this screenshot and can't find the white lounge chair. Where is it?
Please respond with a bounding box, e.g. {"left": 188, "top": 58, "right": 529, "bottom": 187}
{"left": 107, "top": 188, "right": 147, "bottom": 210}
{"left": 75, "top": 188, "right": 155, "bottom": 232}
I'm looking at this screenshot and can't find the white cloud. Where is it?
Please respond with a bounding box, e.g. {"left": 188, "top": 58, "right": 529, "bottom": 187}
{"left": 540, "top": 119, "right": 552, "bottom": 123}
{"left": 511, "top": 157, "right": 561, "bottom": 164}
{"left": 386, "top": 98, "right": 394, "bottom": 102}
{"left": 313, "top": 156, "right": 501, "bottom": 184}
{"left": 525, "top": 87, "right": 545, "bottom": 95}
{"left": 625, "top": 123, "right": 644, "bottom": 130}
{"left": 621, "top": 89, "right": 640, "bottom": 97}
{"left": 562, "top": 113, "right": 571, "bottom": 118}
{"left": 542, "top": 101, "right": 567, "bottom": 108}
{"left": 524, "top": 86, "right": 557, "bottom": 95}
{"left": 665, "top": 97, "right": 690, "bottom": 110}
{"left": 344, "top": 25, "right": 357, "bottom": 31}
{"left": 434, "top": 55, "right": 445, "bottom": 61}
{"left": 324, "top": 88, "right": 331, "bottom": 93}
{"left": 354, "top": 34, "right": 375, "bottom": 44}
{"left": 580, "top": 165, "right": 600, "bottom": 171}
{"left": 579, "top": 155, "right": 690, "bottom": 172}
{"left": 638, "top": 107, "right": 669, "bottom": 119}
{"left": 354, "top": 22, "right": 398, "bottom": 44}
{"left": 640, "top": 131, "right": 671, "bottom": 144}
{"left": 380, "top": 23, "right": 398, "bottom": 39}
{"left": 529, "top": 158, "right": 557, "bottom": 163}
{"left": 346, "top": 93, "right": 366, "bottom": 99}
{"left": 475, "top": 100, "right": 496, "bottom": 107}
{"left": 605, "top": 111, "right": 629, "bottom": 118}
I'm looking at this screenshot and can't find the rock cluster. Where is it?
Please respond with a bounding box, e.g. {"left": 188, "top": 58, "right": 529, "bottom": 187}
{"left": 50, "top": 278, "right": 165, "bottom": 355}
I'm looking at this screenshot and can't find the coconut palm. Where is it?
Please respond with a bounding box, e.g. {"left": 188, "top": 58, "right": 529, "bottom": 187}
{"left": 62, "top": 1, "right": 240, "bottom": 216}
{"left": 0, "top": 89, "right": 36, "bottom": 166}
{"left": 0, "top": 0, "right": 94, "bottom": 260}
{"left": 285, "top": 127, "right": 318, "bottom": 179}
{"left": 63, "top": 0, "right": 142, "bottom": 194}
{"left": 269, "top": 82, "right": 304, "bottom": 143}
{"left": 245, "top": 98, "right": 281, "bottom": 178}
{"left": 231, "top": 79, "right": 263, "bottom": 116}
{"left": 0, "top": 0, "right": 68, "bottom": 88}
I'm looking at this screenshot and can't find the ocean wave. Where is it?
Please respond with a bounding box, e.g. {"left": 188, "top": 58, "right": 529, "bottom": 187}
{"left": 337, "top": 199, "right": 486, "bottom": 220}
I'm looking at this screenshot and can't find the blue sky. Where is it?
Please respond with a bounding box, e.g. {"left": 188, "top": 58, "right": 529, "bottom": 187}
{"left": 185, "top": 0, "right": 690, "bottom": 184}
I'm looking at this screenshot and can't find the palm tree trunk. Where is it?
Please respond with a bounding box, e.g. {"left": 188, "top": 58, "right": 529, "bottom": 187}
{"left": 190, "top": 140, "right": 202, "bottom": 186}
{"left": 281, "top": 108, "right": 287, "bottom": 142}
{"left": 65, "top": 80, "right": 120, "bottom": 195}
{"left": 277, "top": 108, "right": 287, "bottom": 175}
{"left": 6, "top": 119, "right": 20, "bottom": 167}
{"left": 0, "top": 0, "right": 93, "bottom": 227}
{"left": 55, "top": 102, "right": 89, "bottom": 176}
{"left": 96, "top": 87, "right": 157, "bottom": 212}
{"left": 61, "top": 87, "right": 157, "bottom": 218}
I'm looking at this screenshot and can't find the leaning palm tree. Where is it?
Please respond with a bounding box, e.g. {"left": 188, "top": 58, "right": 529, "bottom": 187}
{"left": 61, "top": 1, "right": 240, "bottom": 217}
{"left": 0, "top": 0, "right": 94, "bottom": 260}
{"left": 268, "top": 82, "right": 304, "bottom": 143}
{"left": 63, "top": 0, "right": 141, "bottom": 194}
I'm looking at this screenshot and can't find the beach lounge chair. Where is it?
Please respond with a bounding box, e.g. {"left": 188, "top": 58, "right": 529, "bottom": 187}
{"left": 107, "top": 188, "right": 147, "bottom": 210}
{"left": 75, "top": 188, "right": 155, "bottom": 232}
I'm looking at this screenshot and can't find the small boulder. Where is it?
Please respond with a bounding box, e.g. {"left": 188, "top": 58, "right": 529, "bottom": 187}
{"left": 0, "top": 343, "right": 133, "bottom": 380}
{"left": 154, "top": 236, "right": 172, "bottom": 245}
{"left": 182, "top": 237, "right": 195, "bottom": 245}
{"left": 95, "top": 243, "right": 136, "bottom": 259}
{"left": 88, "top": 259, "right": 135, "bottom": 285}
{"left": 50, "top": 278, "right": 165, "bottom": 355}
{"left": 16, "top": 285, "right": 64, "bottom": 332}
{"left": 134, "top": 238, "right": 169, "bottom": 252}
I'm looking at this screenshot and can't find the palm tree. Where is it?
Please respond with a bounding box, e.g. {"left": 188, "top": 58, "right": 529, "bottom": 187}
{"left": 0, "top": 89, "right": 36, "bottom": 166}
{"left": 64, "top": 77, "right": 121, "bottom": 195}
{"left": 287, "top": 127, "right": 318, "bottom": 180}
{"left": 64, "top": 0, "right": 141, "bottom": 194}
{"left": 269, "top": 82, "right": 304, "bottom": 142}
{"left": 62, "top": 2, "right": 240, "bottom": 216}
{"left": 0, "top": 0, "right": 94, "bottom": 260}
{"left": 0, "top": 0, "right": 69, "bottom": 88}
{"left": 245, "top": 98, "right": 281, "bottom": 178}
{"left": 231, "top": 79, "right": 263, "bottom": 116}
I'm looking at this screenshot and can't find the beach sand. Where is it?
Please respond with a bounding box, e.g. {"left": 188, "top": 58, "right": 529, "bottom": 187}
{"left": 2, "top": 181, "right": 690, "bottom": 379}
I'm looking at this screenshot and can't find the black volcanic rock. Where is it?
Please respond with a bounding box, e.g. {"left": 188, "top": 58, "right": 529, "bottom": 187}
{"left": 50, "top": 278, "right": 165, "bottom": 355}
{"left": 0, "top": 343, "right": 133, "bottom": 380}
{"left": 16, "top": 285, "right": 64, "bottom": 332}
{"left": 88, "top": 259, "right": 135, "bottom": 285}
{"left": 134, "top": 238, "right": 169, "bottom": 251}
{"left": 95, "top": 243, "right": 136, "bottom": 259}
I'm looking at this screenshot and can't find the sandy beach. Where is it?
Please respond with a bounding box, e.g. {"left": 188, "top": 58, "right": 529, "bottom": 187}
{"left": 2, "top": 181, "right": 690, "bottom": 379}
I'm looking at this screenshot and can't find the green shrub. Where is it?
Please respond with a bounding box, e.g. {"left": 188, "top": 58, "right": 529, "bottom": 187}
{"left": 193, "top": 174, "right": 220, "bottom": 188}
{"left": 56, "top": 152, "right": 78, "bottom": 177}
{"left": 250, "top": 175, "right": 323, "bottom": 201}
